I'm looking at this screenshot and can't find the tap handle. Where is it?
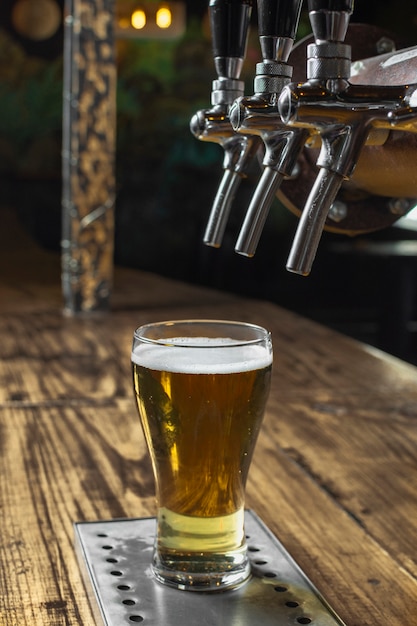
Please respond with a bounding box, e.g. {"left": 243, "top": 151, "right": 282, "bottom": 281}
{"left": 307, "top": 0, "right": 353, "bottom": 11}
{"left": 201, "top": 0, "right": 254, "bottom": 249}
{"left": 210, "top": 0, "right": 252, "bottom": 69}
{"left": 307, "top": 0, "right": 353, "bottom": 42}
{"left": 258, "top": 0, "right": 303, "bottom": 41}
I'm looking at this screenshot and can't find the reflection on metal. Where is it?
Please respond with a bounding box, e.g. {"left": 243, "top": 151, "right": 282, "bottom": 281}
{"left": 62, "top": 0, "right": 116, "bottom": 315}
{"left": 75, "top": 511, "right": 346, "bottom": 626}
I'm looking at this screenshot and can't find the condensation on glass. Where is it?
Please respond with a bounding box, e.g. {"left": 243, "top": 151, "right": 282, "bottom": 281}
{"left": 62, "top": 0, "right": 116, "bottom": 314}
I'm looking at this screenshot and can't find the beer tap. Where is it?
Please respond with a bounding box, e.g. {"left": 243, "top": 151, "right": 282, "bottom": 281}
{"left": 190, "top": 0, "right": 258, "bottom": 248}
{"left": 230, "top": 0, "right": 305, "bottom": 257}
{"left": 281, "top": 0, "right": 354, "bottom": 275}
{"left": 280, "top": 0, "right": 417, "bottom": 276}
{"left": 192, "top": 0, "right": 417, "bottom": 278}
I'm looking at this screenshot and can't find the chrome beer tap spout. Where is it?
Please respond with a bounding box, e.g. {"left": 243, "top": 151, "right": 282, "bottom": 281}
{"left": 190, "top": 0, "right": 259, "bottom": 248}
{"left": 280, "top": 0, "right": 417, "bottom": 276}
{"left": 281, "top": 0, "right": 355, "bottom": 275}
{"left": 230, "top": 0, "right": 305, "bottom": 257}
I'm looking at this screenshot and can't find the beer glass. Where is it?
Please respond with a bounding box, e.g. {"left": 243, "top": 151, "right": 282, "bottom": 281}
{"left": 131, "top": 319, "right": 272, "bottom": 591}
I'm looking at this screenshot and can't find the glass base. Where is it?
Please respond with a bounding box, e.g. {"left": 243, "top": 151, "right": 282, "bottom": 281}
{"left": 152, "top": 547, "right": 251, "bottom": 592}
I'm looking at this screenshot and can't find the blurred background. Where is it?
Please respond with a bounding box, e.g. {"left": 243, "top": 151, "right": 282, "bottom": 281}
{"left": 1, "top": 0, "right": 417, "bottom": 362}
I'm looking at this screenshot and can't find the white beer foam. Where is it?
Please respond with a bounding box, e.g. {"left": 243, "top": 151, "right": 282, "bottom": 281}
{"left": 132, "top": 337, "right": 272, "bottom": 374}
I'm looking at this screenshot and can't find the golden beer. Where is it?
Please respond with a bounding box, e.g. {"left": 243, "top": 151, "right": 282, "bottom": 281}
{"left": 131, "top": 320, "right": 272, "bottom": 591}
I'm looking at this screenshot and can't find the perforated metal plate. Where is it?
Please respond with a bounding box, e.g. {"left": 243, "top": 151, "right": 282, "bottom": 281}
{"left": 74, "top": 510, "right": 346, "bottom": 626}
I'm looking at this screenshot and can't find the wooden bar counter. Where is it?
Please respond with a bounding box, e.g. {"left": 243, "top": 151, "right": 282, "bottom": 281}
{"left": 1, "top": 209, "right": 417, "bottom": 625}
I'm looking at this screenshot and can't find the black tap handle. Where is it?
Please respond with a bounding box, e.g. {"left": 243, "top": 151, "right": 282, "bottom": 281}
{"left": 210, "top": 0, "right": 252, "bottom": 59}
{"left": 257, "top": 0, "right": 303, "bottom": 40}
{"left": 308, "top": 0, "right": 353, "bottom": 12}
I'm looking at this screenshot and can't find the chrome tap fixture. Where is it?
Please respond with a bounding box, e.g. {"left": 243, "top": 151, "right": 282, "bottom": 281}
{"left": 192, "top": 0, "right": 417, "bottom": 277}
{"left": 282, "top": 0, "right": 355, "bottom": 275}
{"left": 230, "top": 0, "right": 305, "bottom": 257}
{"left": 190, "top": 0, "right": 258, "bottom": 248}
{"left": 280, "top": 0, "right": 417, "bottom": 275}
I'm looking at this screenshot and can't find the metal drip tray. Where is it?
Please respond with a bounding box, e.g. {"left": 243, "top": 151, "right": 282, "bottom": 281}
{"left": 74, "top": 510, "right": 346, "bottom": 626}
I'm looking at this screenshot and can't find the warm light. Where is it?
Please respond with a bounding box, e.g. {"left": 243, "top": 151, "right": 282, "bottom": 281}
{"left": 116, "top": 0, "right": 185, "bottom": 38}
{"left": 131, "top": 8, "right": 146, "bottom": 29}
{"left": 118, "top": 16, "right": 131, "bottom": 29}
{"left": 12, "top": 0, "right": 61, "bottom": 41}
{"left": 156, "top": 6, "right": 172, "bottom": 28}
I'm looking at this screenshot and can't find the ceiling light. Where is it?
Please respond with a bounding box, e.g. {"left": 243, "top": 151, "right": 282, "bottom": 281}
{"left": 116, "top": 0, "right": 185, "bottom": 39}
{"left": 131, "top": 8, "right": 146, "bottom": 30}
{"left": 156, "top": 6, "right": 172, "bottom": 29}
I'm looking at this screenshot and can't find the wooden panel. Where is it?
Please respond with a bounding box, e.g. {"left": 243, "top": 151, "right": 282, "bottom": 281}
{"left": 247, "top": 439, "right": 417, "bottom": 626}
{"left": 1, "top": 394, "right": 417, "bottom": 624}
{"left": 4, "top": 297, "right": 415, "bottom": 403}
{"left": 251, "top": 393, "right": 417, "bottom": 622}
{"left": 2, "top": 208, "right": 417, "bottom": 623}
{"left": 0, "top": 400, "right": 151, "bottom": 624}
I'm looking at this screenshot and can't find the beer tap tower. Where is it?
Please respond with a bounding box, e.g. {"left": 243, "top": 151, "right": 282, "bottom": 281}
{"left": 192, "top": 0, "right": 417, "bottom": 276}
{"left": 230, "top": 0, "right": 306, "bottom": 257}
{"left": 190, "top": 0, "right": 258, "bottom": 248}
{"left": 280, "top": 0, "right": 417, "bottom": 275}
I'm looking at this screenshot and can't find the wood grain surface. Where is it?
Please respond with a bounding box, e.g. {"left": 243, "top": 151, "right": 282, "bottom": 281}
{"left": 1, "top": 208, "right": 417, "bottom": 625}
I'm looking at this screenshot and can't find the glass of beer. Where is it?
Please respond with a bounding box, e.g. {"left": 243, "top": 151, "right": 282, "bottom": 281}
{"left": 131, "top": 319, "right": 272, "bottom": 591}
